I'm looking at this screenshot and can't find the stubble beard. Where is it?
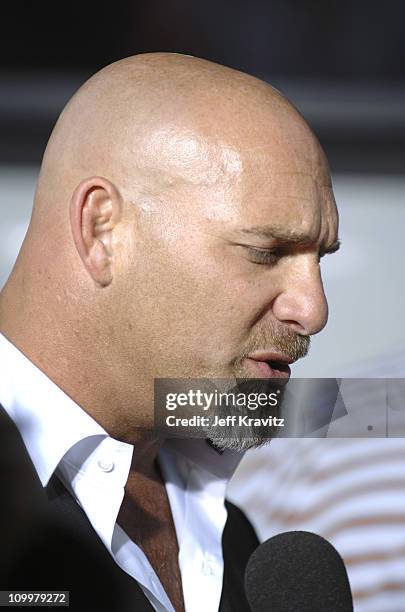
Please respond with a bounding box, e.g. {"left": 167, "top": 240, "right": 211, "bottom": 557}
{"left": 203, "top": 326, "right": 310, "bottom": 452}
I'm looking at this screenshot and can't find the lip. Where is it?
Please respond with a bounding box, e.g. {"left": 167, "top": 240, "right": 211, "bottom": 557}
{"left": 244, "top": 351, "right": 293, "bottom": 382}
{"left": 248, "top": 351, "right": 294, "bottom": 365}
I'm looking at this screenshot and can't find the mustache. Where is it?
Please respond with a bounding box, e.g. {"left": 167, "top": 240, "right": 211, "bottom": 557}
{"left": 238, "top": 326, "right": 311, "bottom": 363}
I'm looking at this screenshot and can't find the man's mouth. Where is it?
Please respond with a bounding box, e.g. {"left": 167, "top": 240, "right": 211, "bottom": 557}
{"left": 244, "top": 351, "right": 293, "bottom": 381}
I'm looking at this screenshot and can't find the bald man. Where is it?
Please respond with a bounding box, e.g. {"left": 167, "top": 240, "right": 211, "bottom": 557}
{"left": 0, "top": 53, "right": 339, "bottom": 611}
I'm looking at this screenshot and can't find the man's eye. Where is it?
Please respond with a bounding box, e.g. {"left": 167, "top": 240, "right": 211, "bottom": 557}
{"left": 245, "top": 247, "right": 281, "bottom": 265}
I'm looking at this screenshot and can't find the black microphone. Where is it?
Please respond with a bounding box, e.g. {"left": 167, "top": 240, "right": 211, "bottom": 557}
{"left": 245, "top": 531, "right": 353, "bottom": 612}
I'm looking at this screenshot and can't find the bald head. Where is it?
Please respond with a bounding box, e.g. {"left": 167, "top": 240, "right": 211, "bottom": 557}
{"left": 0, "top": 53, "right": 338, "bottom": 442}
{"left": 35, "top": 53, "right": 322, "bottom": 217}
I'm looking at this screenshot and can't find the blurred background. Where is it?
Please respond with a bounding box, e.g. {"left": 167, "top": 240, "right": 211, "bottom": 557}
{"left": 1, "top": 0, "right": 405, "bottom": 373}
{"left": 1, "top": 1, "right": 404, "bottom": 610}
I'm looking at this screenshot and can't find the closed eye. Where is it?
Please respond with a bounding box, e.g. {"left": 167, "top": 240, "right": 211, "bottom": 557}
{"left": 245, "top": 246, "right": 282, "bottom": 265}
{"left": 245, "top": 243, "right": 340, "bottom": 266}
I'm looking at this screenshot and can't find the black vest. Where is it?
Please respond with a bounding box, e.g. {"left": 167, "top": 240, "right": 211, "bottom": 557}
{"left": 0, "top": 406, "right": 258, "bottom": 611}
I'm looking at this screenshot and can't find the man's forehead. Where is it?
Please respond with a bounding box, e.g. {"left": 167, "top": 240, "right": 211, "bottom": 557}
{"left": 234, "top": 166, "right": 336, "bottom": 221}
{"left": 207, "top": 166, "right": 338, "bottom": 248}
{"left": 132, "top": 103, "right": 335, "bottom": 231}
{"left": 137, "top": 125, "right": 330, "bottom": 194}
{"left": 246, "top": 169, "right": 332, "bottom": 199}
{"left": 240, "top": 133, "right": 331, "bottom": 182}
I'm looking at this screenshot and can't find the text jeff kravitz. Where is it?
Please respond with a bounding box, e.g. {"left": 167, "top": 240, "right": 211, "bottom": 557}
{"left": 165, "top": 414, "right": 285, "bottom": 427}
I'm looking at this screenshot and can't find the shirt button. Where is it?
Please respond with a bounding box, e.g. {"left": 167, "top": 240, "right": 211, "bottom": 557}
{"left": 202, "top": 557, "right": 216, "bottom": 576}
{"left": 97, "top": 458, "right": 115, "bottom": 473}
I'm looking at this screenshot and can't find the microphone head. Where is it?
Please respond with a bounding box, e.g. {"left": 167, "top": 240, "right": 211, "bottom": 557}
{"left": 245, "top": 531, "right": 353, "bottom": 612}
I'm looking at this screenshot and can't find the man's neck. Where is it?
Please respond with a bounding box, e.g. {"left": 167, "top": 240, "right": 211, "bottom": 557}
{"left": 0, "top": 297, "right": 165, "bottom": 472}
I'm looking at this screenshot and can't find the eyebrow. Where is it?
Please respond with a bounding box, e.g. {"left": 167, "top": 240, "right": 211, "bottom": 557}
{"left": 237, "top": 225, "right": 341, "bottom": 255}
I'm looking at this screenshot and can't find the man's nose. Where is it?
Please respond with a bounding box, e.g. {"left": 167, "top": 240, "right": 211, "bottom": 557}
{"left": 271, "top": 256, "right": 329, "bottom": 336}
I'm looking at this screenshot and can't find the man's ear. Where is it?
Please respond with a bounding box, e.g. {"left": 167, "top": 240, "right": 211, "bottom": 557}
{"left": 69, "top": 176, "right": 122, "bottom": 287}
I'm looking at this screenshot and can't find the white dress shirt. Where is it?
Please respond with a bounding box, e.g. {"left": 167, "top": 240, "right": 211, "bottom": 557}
{"left": 0, "top": 333, "right": 243, "bottom": 612}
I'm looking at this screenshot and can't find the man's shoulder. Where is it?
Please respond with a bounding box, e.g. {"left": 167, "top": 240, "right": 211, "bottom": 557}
{"left": 0, "top": 403, "right": 44, "bottom": 501}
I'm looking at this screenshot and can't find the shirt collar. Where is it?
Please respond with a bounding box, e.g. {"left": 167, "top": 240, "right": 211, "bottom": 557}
{"left": 0, "top": 332, "right": 107, "bottom": 486}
